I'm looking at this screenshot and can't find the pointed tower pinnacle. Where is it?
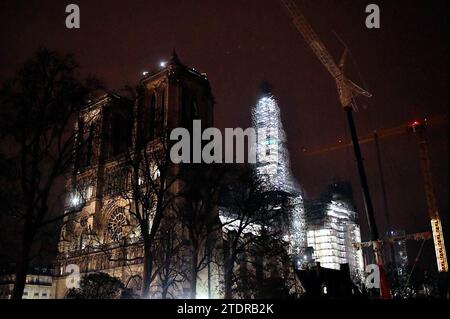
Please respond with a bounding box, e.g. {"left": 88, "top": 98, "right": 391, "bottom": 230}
{"left": 169, "top": 49, "right": 181, "bottom": 65}
{"left": 259, "top": 81, "right": 273, "bottom": 97}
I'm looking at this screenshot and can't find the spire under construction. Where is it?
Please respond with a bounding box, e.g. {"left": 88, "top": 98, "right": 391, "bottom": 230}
{"left": 252, "top": 83, "right": 306, "bottom": 257}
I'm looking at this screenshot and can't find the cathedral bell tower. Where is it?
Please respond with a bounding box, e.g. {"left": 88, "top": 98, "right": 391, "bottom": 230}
{"left": 139, "top": 51, "right": 214, "bottom": 139}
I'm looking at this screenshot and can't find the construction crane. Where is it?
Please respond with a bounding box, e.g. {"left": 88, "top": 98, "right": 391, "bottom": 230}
{"left": 302, "top": 115, "right": 447, "bottom": 156}
{"left": 411, "top": 120, "right": 448, "bottom": 273}
{"left": 280, "top": 0, "right": 372, "bottom": 109}
{"left": 280, "top": 0, "right": 384, "bottom": 271}
{"left": 302, "top": 115, "right": 449, "bottom": 274}
{"left": 354, "top": 232, "right": 432, "bottom": 249}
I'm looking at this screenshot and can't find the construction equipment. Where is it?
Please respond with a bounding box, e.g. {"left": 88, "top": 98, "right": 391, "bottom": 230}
{"left": 354, "top": 232, "right": 432, "bottom": 249}
{"left": 302, "top": 114, "right": 447, "bottom": 156}
{"left": 411, "top": 120, "right": 448, "bottom": 272}
{"left": 280, "top": 0, "right": 372, "bottom": 109}
{"left": 302, "top": 116, "right": 449, "bottom": 274}
{"left": 354, "top": 231, "right": 432, "bottom": 297}
{"left": 280, "top": 0, "right": 385, "bottom": 275}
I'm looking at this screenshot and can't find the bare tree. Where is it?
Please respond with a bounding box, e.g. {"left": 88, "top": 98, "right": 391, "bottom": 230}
{"left": 114, "top": 84, "right": 179, "bottom": 297}
{"left": 217, "top": 165, "right": 295, "bottom": 298}
{"left": 173, "top": 163, "right": 226, "bottom": 299}
{"left": 0, "top": 49, "right": 99, "bottom": 299}
{"left": 66, "top": 272, "right": 132, "bottom": 299}
{"left": 151, "top": 215, "right": 186, "bottom": 299}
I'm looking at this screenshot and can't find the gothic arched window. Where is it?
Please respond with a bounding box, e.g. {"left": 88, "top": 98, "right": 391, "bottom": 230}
{"left": 181, "top": 87, "right": 189, "bottom": 128}
{"left": 160, "top": 89, "right": 166, "bottom": 130}
{"left": 85, "top": 124, "right": 94, "bottom": 166}
{"left": 149, "top": 94, "right": 156, "bottom": 140}
{"left": 74, "top": 118, "right": 85, "bottom": 171}
{"left": 111, "top": 109, "right": 132, "bottom": 156}
{"left": 191, "top": 97, "right": 199, "bottom": 119}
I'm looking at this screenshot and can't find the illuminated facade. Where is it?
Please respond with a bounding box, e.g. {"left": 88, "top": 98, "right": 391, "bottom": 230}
{"left": 0, "top": 268, "right": 55, "bottom": 299}
{"left": 54, "top": 53, "right": 220, "bottom": 299}
{"left": 305, "top": 182, "right": 364, "bottom": 283}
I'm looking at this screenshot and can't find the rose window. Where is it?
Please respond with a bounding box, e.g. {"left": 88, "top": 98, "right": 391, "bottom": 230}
{"left": 108, "top": 208, "right": 127, "bottom": 242}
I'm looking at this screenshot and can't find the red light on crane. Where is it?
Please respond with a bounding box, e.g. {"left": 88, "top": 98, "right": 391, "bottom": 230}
{"left": 410, "top": 119, "right": 426, "bottom": 133}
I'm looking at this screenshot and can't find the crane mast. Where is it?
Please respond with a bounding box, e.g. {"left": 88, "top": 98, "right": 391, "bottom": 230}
{"left": 411, "top": 121, "right": 448, "bottom": 272}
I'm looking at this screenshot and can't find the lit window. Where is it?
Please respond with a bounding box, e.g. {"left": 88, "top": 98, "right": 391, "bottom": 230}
{"left": 69, "top": 192, "right": 81, "bottom": 207}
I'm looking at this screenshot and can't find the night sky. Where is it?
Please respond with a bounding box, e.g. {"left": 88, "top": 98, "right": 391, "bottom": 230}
{"left": 0, "top": 0, "right": 448, "bottom": 270}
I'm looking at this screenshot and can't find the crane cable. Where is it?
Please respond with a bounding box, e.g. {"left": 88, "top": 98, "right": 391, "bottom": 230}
{"left": 402, "top": 238, "right": 426, "bottom": 296}
{"left": 332, "top": 30, "right": 373, "bottom": 112}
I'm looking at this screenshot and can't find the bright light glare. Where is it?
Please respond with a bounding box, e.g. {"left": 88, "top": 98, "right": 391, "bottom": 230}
{"left": 70, "top": 194, "right": 81, "bottom": 207}
{"left": 160, "top": 61, "right": 167, "bottom": 68}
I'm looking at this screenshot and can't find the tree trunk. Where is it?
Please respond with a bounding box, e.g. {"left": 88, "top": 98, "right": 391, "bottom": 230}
{"left": 142, "top": 238, "right": 153, "bottom": 298}
{"left": 12, "top": 235, "right": 32, "bottom": 299}
{"left": 224, "top": 258, "right": 235, "bottom": 299}
{"left": 189, "top": 248, "right": 198, "bottom": 299}
{"left": 255, "top": 252, "right": 264, "bottom": 298}
{"left": 223, "top": 239, "right": 234, "bottom": 299}
{"left": 161, "top": 280, "right": 169, "bottom": 299}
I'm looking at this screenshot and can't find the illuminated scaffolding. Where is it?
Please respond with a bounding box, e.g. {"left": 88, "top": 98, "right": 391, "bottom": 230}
{"left": 305, "top": 187, "right": 365, "bottom": 283}
{"left": 252, "top": 89, "right": 306, "bottom": 257}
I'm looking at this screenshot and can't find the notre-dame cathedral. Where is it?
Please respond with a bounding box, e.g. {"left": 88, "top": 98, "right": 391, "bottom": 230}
{"left": 53, "top": 50, "right": 365, "bottom": 299}
{"left": 54, "top": 52, "right": 223, "bottom": 298}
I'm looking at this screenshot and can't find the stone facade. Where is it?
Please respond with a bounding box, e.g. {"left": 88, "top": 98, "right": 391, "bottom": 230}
{"left": 54, "top": 53, "right": 221, "bottom": 299}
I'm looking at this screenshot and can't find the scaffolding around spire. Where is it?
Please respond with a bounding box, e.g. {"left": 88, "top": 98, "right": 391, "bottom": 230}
{"left": 251, "top": 86, "right": 306, "bottom": 260}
